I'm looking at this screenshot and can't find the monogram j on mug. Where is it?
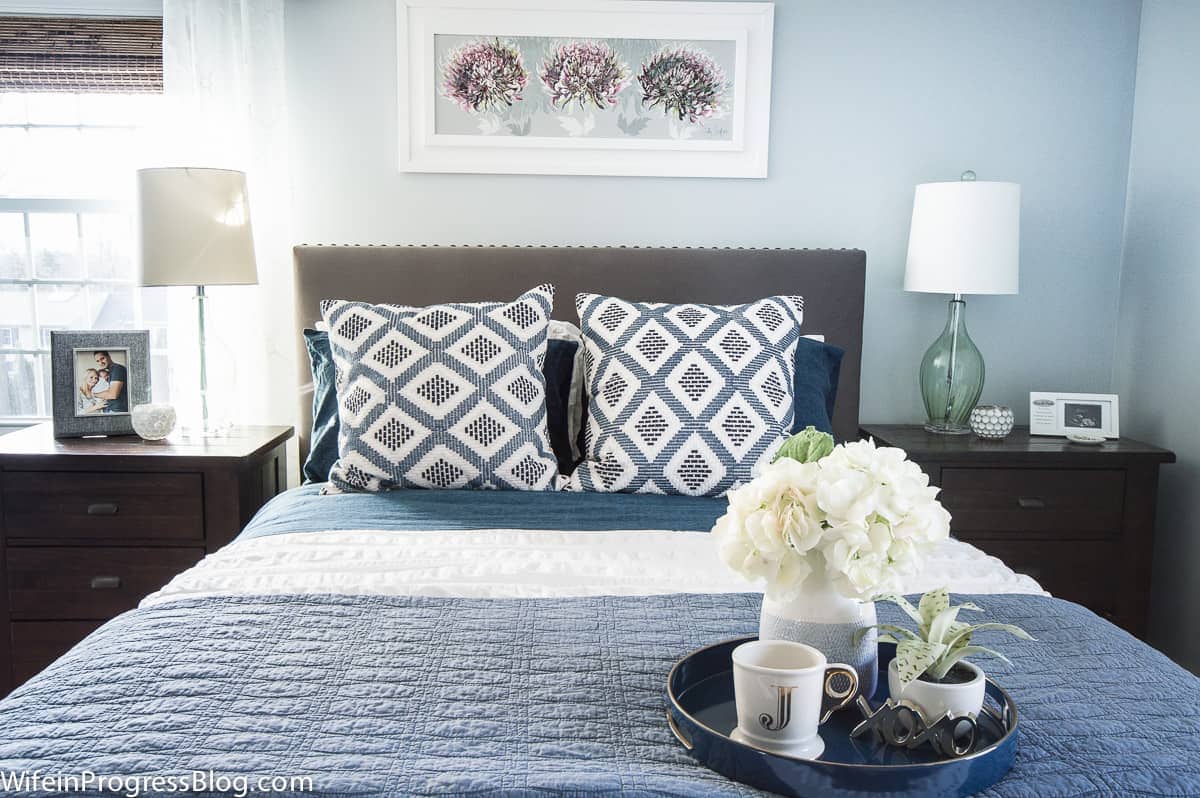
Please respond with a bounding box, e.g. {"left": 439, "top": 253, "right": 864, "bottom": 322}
{"left": 730, "top": 640, "right": 858, "bottom": 759}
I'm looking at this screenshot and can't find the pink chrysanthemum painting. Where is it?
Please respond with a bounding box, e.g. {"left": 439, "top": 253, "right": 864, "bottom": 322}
{"left": 539, "top": 40, "right": 632, "bottom": 110}
{"left": 637, "top": 45, "right": 727, "bottom": 122}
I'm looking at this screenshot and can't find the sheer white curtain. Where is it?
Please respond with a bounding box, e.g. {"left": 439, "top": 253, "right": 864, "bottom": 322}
{"left": 158, "top": 0, "right": 297, "bottom": 480}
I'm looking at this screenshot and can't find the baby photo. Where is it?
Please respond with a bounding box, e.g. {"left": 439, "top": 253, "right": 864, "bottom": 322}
{"left": 74, "top": 348, "right": 132, "bottom": 417}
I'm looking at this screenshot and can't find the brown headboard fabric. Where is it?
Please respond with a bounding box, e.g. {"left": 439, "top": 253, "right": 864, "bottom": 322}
{"left": 293, "top": 245, "right": 866, "bottom": 460}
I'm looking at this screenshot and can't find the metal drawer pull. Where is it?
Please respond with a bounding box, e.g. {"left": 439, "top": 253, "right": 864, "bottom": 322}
{"left": 90, "top": 575, "right": 122, "bottom": 590}
{"left": 87, "top": 502, "right": 119, "bottom": 516}
{"left": 1017, "top": 497, "right": 1045, "bottom": 509}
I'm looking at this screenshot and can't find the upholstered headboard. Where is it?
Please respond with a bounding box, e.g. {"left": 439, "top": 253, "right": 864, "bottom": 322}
{"left": 292, "top": 245, "right": 866, "bottom": 460}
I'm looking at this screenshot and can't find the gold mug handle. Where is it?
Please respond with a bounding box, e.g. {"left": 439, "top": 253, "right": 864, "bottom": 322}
{"left": 819, "top": 664, "right": 859, "bottom": 725}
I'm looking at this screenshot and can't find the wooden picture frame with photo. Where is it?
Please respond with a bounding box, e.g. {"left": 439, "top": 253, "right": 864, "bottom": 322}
{"left": 50, "top": 330, "right": 151, "bottom": 439}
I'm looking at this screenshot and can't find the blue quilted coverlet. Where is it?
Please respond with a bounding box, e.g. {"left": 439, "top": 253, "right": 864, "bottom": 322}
{"left": 238, "top": 483, "right": 729, "bottom": 539}
{"left": 0, "top": 592, "right": 1197, "bottom": 797}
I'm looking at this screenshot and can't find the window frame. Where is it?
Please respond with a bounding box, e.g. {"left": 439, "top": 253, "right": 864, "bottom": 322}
{"left": 0, "top": 196, "right": 145, "bottom": 423}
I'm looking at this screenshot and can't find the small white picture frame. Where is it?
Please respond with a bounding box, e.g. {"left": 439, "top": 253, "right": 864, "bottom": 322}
{"left": 1029, "top": 392, "right": 1120, "bottom": 439}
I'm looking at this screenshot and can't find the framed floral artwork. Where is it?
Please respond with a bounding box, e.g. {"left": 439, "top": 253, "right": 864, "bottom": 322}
{"left": 397, "top": 1, "right": 775, "bottom": 177}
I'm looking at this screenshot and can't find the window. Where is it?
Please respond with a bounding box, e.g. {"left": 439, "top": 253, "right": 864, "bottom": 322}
{"left": 0, "top": 94, "right": 169, "bottom": 421}
{"left": 0, "top": 16, "right": 167, "bottom": 422}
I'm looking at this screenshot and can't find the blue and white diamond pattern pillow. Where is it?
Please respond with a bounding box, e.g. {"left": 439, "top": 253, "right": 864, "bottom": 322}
{"left": 568, "top": 293, "right": 805, "bottom": 496}
{"left": 321, "top": 285, "right": 560, "bottom": 493}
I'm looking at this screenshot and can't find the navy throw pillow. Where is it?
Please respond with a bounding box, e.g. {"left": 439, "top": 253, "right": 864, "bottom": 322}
{"left": 302, "top": 329, "right": 340, "bottom": 484}
{"left": 792, "top": 336, "right": 843, "bottom": 436}
{"left": 543, "top": 337, "right": 582, "bottom": 474}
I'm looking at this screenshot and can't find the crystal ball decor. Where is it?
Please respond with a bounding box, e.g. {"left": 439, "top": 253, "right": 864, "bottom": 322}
{"left": 132, "top": 403, "right": 177, "bottom": 441}
{"left": 969, "top": 405, "right": 1014, "bottom": 440}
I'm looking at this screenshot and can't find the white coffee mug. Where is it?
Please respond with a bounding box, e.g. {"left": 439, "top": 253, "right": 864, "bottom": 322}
{"left": 730, "top": 639, "right": 858, "bottom": 759}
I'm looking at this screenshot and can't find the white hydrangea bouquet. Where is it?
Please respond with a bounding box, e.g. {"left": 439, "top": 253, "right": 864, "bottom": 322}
{"left": 712, "top": 427, "right": 952, "bottom": 696}
{"left": 713, "top": 427, "right": 951, "bottom": 601}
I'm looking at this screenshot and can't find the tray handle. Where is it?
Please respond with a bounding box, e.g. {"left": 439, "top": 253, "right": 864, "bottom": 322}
{"left": 666, "top": 710, "right": 694, "bottom": 751}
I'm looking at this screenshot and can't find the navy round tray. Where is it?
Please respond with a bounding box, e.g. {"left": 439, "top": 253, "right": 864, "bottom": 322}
{"left": 667, "top": 637, "right": 1017, "bottom": 798}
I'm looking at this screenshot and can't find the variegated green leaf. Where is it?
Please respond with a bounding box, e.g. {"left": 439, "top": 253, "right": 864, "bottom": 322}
{"left": 873, "top": 593, "right": 925, "bottom": 627}
{"left": 918, "top": 587, "right": 950, "bottom": 629}
{"left": 943, "top": 621, "right": 972, "bottom": 648}
{"left": 894, "top": 640, "right": 947, "bottom": 688}
{"left": 877, "top": 634, "right": 901, "bottom": 645}
{"left": 854, "top": 623, "right": 920, "bottom": 645}
{"left": 927, "top": 605, "right": 964, "bottom": 646}
{"left": 926, "top": 647, "right": 969, "bottom": 680}
{"left": 946, "top": 622, "right": 1034, "bottom": 650}
{"left": 876, "top": 623, "right": 921, "bottom": 641}
{"left": 927, "top": 641, "right": 1010, "bottom": 680}
{"left": 970, "top": 622, "right": 1035, "bottom": 641}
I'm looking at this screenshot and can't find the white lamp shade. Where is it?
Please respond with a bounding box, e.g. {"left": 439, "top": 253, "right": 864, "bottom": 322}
{"left": 137, "top": 167, "right": 258, "bottom": 287}
{"left": 903, "top": 180, "right": 1020, "bottom": 295}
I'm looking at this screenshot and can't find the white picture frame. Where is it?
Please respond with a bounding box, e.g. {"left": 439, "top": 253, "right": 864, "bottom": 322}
{"left": 1029, "top": 392, "right": 1120, "bottom": 438}
{"left": 397, "top": 0, "right": 775, "bottom": 178}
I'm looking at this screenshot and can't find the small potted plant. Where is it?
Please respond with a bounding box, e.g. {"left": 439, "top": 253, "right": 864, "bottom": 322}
{"left": 864, "top": 588, "right": 1034, "bottom": 719}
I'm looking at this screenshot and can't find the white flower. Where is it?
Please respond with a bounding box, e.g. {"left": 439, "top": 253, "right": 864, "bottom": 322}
{"left": 816, "top": 467, "right": 878, "bottom": 527}
{"left": 781, "top": 499, "right": 823, "bottom": 554}
{"left": 765, "top": 551, "right": 813, "bottom": 601}
{"left": 712, "top": 438, "right": 951, "bottom": 601}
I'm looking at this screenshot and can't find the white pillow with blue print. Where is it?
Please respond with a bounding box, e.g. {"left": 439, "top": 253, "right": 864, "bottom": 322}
{"left": 568, "top": 292, "right": 805, "bottom": 497}
{"left": 321, "top": 285, "right": 560, "bottom": 493}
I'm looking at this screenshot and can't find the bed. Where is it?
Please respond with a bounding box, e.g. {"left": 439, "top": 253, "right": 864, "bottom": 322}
{"left": 0, "top": 246, "right": 1197, "bottom": 797}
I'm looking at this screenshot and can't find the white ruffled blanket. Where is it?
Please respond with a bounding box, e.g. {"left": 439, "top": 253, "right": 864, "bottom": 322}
{"left": 143, "top": 528, "right": 1046, "bottom": 606}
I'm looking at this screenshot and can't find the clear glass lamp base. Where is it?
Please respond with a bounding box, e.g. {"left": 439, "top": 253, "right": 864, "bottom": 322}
{"left": 181, "top": 420, "right": 232, "bottom": 439}
{"left": 924, "top": 421, "right": 973, "bottom": 435}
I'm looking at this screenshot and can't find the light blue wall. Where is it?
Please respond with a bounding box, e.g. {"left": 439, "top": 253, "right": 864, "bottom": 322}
{"left": 1113, "top": 0, "right": 1200, "bottom": 672}
{"left": 285, "top": 0, "right": 1142, "bottom": 425}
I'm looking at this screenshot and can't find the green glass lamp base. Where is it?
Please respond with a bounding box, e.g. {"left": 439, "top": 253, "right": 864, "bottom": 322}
{"left": 923, "top": 421, "right": 973, "bottom": 435}
{"left": 918, "top": 297, "right": 986, "bottom": 435}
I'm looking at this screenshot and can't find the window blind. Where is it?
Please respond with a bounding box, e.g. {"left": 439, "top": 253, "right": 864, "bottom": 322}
{"left": 0, "top": 16, "right": 162, "bottom": 94}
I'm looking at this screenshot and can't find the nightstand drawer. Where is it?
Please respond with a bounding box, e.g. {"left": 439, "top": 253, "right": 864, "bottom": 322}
{"left": 972, "top": 539, "right": 1118, "bottom": 621}
{"left": 7, "top": 547, "right": 203, "bottom": 620}
{"left": 2, "top": 472, "right": 204, "bottom": 543}
{"left": 940, "top": 468, "right": 1124, "bottom": 538}
{"left": 10, "top": 621, "right": 104, "bottom": 686}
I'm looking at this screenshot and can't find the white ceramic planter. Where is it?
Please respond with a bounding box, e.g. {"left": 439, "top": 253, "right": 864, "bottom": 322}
{"left": 887, "top": 658, "right": 985, "bottom": 720}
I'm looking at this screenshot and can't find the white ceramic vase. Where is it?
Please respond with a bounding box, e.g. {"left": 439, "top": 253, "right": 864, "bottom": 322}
{"left": 887, "top": 658, "right": 985, "bottom": 720}
{"left": 759, "top": 553, "right": 878, "bottom": 700}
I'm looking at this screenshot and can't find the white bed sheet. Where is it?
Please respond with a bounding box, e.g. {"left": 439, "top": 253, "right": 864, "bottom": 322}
{"left": 142, "top": 529, "right": 1047, "bottom": 607}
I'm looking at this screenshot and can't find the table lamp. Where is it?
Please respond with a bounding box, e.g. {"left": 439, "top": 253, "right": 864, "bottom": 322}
{"left": 904, "top": 171, "right": 1020, "bottom": 434}
{"left": 137, "top": 167, "right": 258, "bottom": 434}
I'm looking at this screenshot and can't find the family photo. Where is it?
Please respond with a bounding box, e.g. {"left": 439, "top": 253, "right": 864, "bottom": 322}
{"left": 74, "top": 348, "right": 131, "bottom": 416}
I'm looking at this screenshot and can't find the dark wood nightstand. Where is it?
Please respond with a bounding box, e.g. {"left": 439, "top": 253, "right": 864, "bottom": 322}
{"left": 0, "top": 423, "right": 293, "bottom": 695}
{"left": 860, "top": 424, "right": 1174, "bottom": 638}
